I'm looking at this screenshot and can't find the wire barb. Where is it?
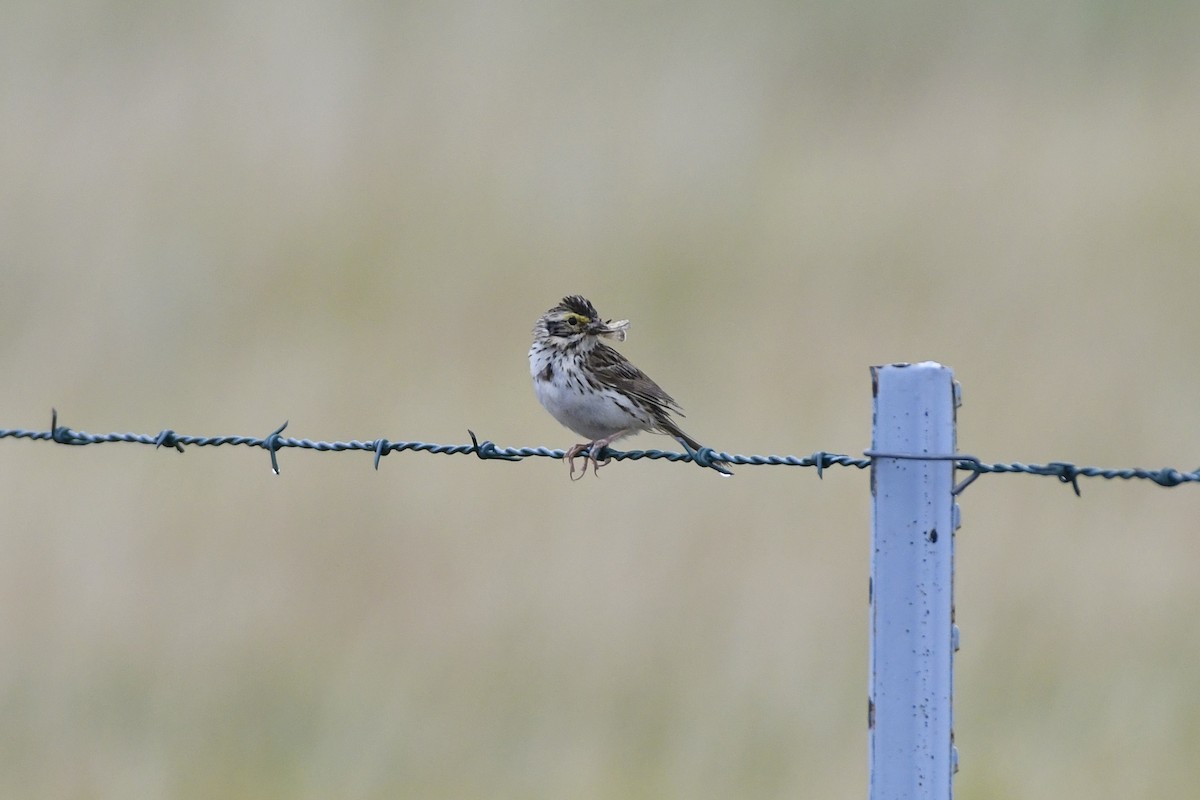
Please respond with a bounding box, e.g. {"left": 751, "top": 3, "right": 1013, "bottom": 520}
{"left": 811, "top": 451, "right": 829, "bottom": 479}
{"left": 372, "top": 439, "right": 390, "bottom": 470}
{"left": 1045, "top": 462, "right": 1082, "bottom": 497}
{"left": 264, "top": 421, "right": 288, "bottom": 475}
{"left": 154, "top": 429, "right": 185, "bottom": 453}
{"left": 468, "top": 430, "right": 522, "bottom": 462}
{"left": 49, "top": 408, "right": 83, "bottom": 445}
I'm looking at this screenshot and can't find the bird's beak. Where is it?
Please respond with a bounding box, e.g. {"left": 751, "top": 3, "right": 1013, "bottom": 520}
{"left": 591, "top": 318, "right": 630, "bottom": 342}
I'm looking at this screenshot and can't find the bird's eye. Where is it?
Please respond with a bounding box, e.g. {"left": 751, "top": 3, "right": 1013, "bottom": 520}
{"left": 567, "top": 316, "right": 581, "bottom": 326}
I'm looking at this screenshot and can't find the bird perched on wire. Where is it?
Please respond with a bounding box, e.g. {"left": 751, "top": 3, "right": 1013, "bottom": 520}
{"left": 529, "top": 295, "right": 731, "bottom": 479}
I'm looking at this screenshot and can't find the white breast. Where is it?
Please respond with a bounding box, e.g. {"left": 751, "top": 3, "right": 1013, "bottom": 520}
{"left": 529, "top": 343, "right": 649, "bottom": 441}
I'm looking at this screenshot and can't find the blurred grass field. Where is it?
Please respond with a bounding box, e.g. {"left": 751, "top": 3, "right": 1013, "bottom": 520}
{"left": 2, "top": 2, "right": 1199, "bottom": 798}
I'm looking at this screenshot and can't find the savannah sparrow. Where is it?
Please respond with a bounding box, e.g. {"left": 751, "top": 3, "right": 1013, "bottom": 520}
{"left": 529, "top": 295, "right": 731, "bottom": 479}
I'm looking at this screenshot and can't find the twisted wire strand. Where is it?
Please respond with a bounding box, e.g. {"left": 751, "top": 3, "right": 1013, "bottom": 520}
{"left": 1, "top": 410, "right": 1197, "bottom": 491}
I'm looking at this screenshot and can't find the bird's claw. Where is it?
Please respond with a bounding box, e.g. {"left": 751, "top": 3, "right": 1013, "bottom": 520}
{"left": 565, "top": 442, "right": 610, "bottom": 480}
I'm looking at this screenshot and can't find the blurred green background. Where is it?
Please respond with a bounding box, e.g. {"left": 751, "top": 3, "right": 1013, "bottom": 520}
{"left": 2, "top": 1, "right": 1199, "bottom": 798}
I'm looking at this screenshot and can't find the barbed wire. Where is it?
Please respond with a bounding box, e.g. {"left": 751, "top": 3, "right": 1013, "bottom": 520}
{"left": 1, "top": 410, "right": 1197, "bottom": 494}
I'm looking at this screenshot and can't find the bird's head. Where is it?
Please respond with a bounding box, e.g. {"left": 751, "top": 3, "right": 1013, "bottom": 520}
{"left": 535, "top": 295, "right": 630, "bottom": 348}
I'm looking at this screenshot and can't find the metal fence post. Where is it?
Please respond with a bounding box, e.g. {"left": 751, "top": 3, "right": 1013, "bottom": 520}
{"left": 868, "top": 362, "right": 959, "bottom": 800}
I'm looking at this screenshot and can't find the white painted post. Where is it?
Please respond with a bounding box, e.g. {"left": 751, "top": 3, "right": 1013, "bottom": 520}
{"left": 868, "top": 362, "right": 959, "bottom": 800}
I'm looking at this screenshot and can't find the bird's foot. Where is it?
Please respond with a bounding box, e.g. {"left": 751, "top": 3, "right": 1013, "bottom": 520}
{"left": 564, "top": 442, "right": 593, "bottom": 481}
{"left": 564, "top": 434, "right": 628, "bottom": 480}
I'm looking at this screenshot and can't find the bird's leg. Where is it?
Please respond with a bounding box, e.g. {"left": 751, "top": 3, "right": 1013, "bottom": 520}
{"left": 586, "top": 431, "right": 632, "bottom": 477}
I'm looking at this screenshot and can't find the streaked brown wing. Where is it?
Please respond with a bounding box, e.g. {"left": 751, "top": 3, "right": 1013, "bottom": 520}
{"left": 586, "top": 343, "right": 686, "bottom": 417}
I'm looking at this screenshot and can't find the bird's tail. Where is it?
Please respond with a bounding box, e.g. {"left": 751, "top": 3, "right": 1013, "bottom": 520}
{"left": 667, "top": 425, "right": 733, "bottom": 477}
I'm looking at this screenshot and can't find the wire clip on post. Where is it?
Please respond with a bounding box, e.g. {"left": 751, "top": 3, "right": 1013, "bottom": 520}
{"left": 864, "top": 451, "right": 984, "bottom": 496}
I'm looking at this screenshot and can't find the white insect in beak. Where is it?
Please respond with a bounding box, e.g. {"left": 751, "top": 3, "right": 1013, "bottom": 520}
{"left": 595, "top": 318, "right": 630, "bottom": 342}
